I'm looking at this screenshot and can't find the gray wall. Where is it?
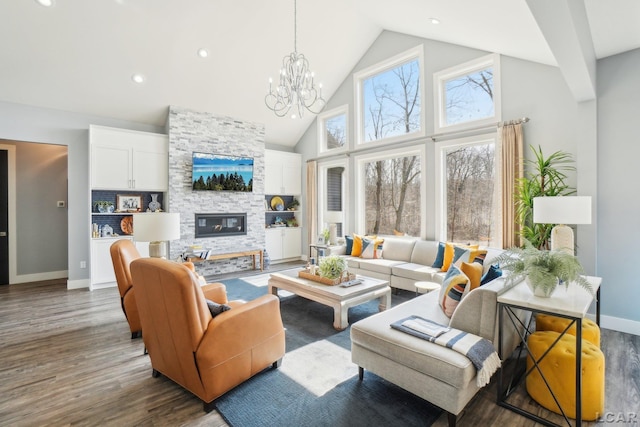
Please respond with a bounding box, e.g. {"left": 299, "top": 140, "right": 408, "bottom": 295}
{"left": 0, "top": 101, "right": 162, "bottom": 286}
{"left": 295, "top": 31, "right": 612, "bottom": 327}
{"left": 597, "top": 48, "right": 640, "bottom": 329}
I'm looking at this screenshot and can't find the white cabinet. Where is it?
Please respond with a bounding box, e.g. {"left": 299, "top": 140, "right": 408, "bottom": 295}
{"left": 90, "top": 125, "right": 168, "bottom": 191}
{"left": 265, "top": 227, "right": 302, "bottom": 261}
{"left": 90, "top": 237, "right": 149, "bottom": 290}
{"left": 265, "top": 149, "right": 302, "bottom": 195}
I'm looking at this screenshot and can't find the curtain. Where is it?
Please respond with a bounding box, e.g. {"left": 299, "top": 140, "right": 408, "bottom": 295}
{"left": 306, "top": 160, "right": 317, "bottom": 252}
{"left": 500, "top": 122, "right": 524, "bottom": 248}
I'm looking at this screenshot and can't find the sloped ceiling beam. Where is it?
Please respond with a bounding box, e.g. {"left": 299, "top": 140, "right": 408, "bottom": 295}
{"left": 526, "top": 0, "right": 596, "bottom": 101}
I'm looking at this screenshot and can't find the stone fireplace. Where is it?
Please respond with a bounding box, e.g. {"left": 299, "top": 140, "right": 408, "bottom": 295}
{"left": 167, "top": 106, "right": 265, "bottom": 277}
{"left": 195, "top": 213, "right": 247, "bottom": 238}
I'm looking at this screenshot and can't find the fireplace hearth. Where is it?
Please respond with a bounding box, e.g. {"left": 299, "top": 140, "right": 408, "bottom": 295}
{"left": 195, "top": 213, "right": 247, "bottom": 238}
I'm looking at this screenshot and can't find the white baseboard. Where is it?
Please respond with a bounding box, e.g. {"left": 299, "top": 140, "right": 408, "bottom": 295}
{"left": 12, "top": 270, "right": 68, "bottom": 284}
{"left": 599, "top": 315, "right": 640, "bottom": 336}
{"left": 67, "top": 278, "right": 90, "bottom": 290}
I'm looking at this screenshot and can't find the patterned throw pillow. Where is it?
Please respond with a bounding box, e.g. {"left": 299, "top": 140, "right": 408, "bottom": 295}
{"left": 440, "top": 264, "right": 470, "bottom": 318}
{"left": 351, "top": 233, "right": 377, "bottom": 257}
{"left": 453, "top": 248, "right": 488, "bottom": 269}
{"left": 441, "top": 242, "right": 479, "bottom": 272}
{"left": 360, "top": 237, "right": 384, "bottom": 259}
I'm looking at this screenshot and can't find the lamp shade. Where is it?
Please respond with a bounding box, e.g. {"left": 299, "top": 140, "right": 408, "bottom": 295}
{"left": 133, "top": 212, "right": 181, "bottom": 242}
{"left": 533, "top": 196, "right": 592, "bottom": 225}
{"left": 324, "top": 211, "right": 343, "bottom": 224}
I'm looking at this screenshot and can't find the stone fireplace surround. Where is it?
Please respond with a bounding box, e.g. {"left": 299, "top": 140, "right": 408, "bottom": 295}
{"left": 167, "top": 106, "right": 266, "bottom": 277}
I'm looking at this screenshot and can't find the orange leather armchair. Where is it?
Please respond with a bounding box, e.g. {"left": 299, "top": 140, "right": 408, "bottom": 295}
{"left": 130, "top": 257, "right": 286, "bottom": 411}
{"left": 110, "top": 239, "right": 217, "bottom": 339}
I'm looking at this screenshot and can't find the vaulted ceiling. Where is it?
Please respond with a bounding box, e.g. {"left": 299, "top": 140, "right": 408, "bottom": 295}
{"left": 1, "top": 0, "right": 638, "bottom": 146}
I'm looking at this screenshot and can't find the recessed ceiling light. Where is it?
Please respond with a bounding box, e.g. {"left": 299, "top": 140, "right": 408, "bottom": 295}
{"left": 197, "top": 48, "right": 209, "bottom": 58}
{"left": 131, "top": 74, "right": 145, "bottom": 84}
{"left": 429, "top": 17, "right": 441, "bottom": 25}
{"left": 35, "top": 0, "right": 55, "bottom": 6}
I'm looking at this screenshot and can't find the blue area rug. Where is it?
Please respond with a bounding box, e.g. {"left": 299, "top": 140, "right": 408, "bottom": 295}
{"left": 215, "top": 277, "right": 443, "bottom": 427}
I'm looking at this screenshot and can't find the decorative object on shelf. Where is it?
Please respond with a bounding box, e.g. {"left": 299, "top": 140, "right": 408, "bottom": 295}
{"left": 270, "top": 196, "right": 284, "bottom": 211}
{"left": 492, "top": 239, "right": 594, "bottom": 298}
{"left": 325, "top": 211, "right": 342, "bottom": 245}
{"left": 286, "top": 217, "right": 298, "bottom": 227}
{"left": 101, "top": 224, "right": 113, "bottom": 237}
{"left": 94, "top": 200, "right": 114, "bottom": 213}
{"left": 147, "top": 193, "right": 161, "bottom": 212}
{"left": 533, "top": 196, "right": 591, "bottom": 255}
{"left": 264, "top": 0, "right": 325, "bottom": 119}
{"left": 286, "top": 198, "right": 300, "bottom": 211}
{"left": 133, "top": 212, "right": 181, "bottom": 258}
{"left": 120, "top": 216, "right": 133, "bottom": 235}
{"left": 116, "top": 194, "right": 142, "bottom": 212}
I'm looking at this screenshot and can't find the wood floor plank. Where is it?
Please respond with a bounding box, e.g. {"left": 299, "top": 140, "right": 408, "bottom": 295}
{"left": 0, "top": 276, "right": 637, "bottom": 426}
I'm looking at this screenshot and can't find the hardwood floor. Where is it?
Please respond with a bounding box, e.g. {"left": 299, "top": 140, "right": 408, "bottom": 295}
{"left": 0, "top": 274, "right": 638, "bottom": 426}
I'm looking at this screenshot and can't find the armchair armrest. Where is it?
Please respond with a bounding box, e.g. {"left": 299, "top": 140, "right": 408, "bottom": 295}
{"left": 196, "top": 294, "right": 284, "bottom": 365}
{"left": 201, "top": 283, "right": 228, "bottom": 304}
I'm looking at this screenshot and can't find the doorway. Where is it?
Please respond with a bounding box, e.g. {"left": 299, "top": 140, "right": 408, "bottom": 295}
{"left": 0, "top": 149, "right": 7, "bottom": 285}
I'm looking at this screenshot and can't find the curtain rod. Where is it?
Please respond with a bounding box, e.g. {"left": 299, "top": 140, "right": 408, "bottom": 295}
{"left": 429, "top": 117, "right": 530, "bottom": 142}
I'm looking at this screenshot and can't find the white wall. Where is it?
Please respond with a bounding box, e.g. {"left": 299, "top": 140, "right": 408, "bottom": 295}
{"left": 0, "top": 101, "right": 162, "bottom": 287}
{"left": 597, "top": 48, "right": 640, "bottom": 334}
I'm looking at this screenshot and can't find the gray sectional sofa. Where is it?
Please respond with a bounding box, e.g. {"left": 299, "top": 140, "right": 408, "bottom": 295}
{"left": 341, "top": 237, "right": 504, "bottom": 293}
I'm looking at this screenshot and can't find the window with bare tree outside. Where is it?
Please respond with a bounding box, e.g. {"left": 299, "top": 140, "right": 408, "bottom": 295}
{"left": 357, "top": 147, "right": 424, "bottom": 237}
{"left": 318, "top": 105, "right": 348, "bottom": 155}
{"left": 434, "top": 54, "right": 501, "bottom": 133}
{"left": 355, "top": 46, "right": 424, "bottom": 145}
{"left": 437, "top": 137, "right": 500, "bottom": 246}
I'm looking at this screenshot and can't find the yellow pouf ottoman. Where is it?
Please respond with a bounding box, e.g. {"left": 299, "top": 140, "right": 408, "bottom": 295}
{"left": 526, "top": 331, "right": 605, "bottom": 421}
{"left": 536, "top": 314, "right": 601, "bottom": 347}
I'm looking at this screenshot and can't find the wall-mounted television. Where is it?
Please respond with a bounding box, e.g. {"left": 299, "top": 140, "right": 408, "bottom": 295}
{"left": 192, "top": 152, "right": 254, "bottom": 192}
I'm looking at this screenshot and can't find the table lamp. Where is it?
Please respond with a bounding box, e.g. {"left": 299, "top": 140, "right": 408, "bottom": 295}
{"left": 324, "top": 211, "right": 342, "bottom": 245}
{"left": 533, "top": 196, "right": 591, "bottom": 255}
{"left": 133, "top": 212, "right": 181, "bottom": 258}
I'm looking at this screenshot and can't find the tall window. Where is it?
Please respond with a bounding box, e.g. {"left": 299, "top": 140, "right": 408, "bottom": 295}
{"left": 434, "top": 54, "right": 501, "bottom": 133}
{"left": 356, "top": 146, "right": 426, "bottom": 237}
{"left": 318, "top": 160, "right": 347, "bottom": 238}
{"left": 317, "top": 105, "right": 348, "bottom": 155}
{"left": 355, "top": 46, "right": 424, "bottom": 145}
{"left": 436, "top": 136, "right": 500, "bottom": 246}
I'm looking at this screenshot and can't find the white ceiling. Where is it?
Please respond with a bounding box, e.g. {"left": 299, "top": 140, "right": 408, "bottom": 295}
{"left": 0, "top": 0, "right": 638, "bottom": 146}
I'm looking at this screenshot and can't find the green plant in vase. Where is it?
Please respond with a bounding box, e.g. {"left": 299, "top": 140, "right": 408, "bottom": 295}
{"left": 492, "top": 239, "right": 593, "bottom": 298}
{"left": 318, "top": 255, "right": 347, "bottom": 279}
{"left": 94, "top": 200, "right": 114, "bottom": 213}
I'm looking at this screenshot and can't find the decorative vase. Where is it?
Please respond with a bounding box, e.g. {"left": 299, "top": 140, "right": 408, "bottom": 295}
{"left": 525, "top": 276, "right": 559, "bottom": 298}
{"left": 148, "top": 194, "right": 161, "bottom": 212}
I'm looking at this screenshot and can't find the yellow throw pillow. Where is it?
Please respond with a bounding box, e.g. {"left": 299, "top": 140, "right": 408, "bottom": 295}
{"left": 442, "top": 242, "right": 479, "bottom": 272}
{"left": 461, "top": 261, "right": 484, "bottom": 291}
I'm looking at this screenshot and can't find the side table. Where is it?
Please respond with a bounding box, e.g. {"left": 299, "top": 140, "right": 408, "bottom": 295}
{"left": 414, "top": 281, "right": 440, "bottom": 296}
{"left": 497, "top": 276, "right": 602, "bottom": 427}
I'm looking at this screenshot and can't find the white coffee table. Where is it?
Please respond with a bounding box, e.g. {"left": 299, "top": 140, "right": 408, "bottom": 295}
{"left": 268, "top": 270, "right": 391, "bottom": 331}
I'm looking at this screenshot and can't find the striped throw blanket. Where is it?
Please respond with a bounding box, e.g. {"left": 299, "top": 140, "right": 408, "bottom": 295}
{"left": 391, "top": 315, "right": 501, "bottom": 387}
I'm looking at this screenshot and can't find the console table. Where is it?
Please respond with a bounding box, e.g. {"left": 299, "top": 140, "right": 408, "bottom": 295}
{"left": 497, "top": 276, "right": 602, "bottom": 427}
{"left": 187, "top": 249, "right": 263, "bottom": 271}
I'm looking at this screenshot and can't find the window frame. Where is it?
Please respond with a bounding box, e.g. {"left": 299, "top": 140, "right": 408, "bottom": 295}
{"left": 434, "top": 134, "right": 502, "bottom": 245}
{"left": 317, "top": 105, "right": 349, "bottom": 156}
{"left": 354, "top": 144, "right": 427, "bottom": 237}
{"left": 354, "top": 45, "right": 425, "bottom": 148}
{"left": 433, "top": 53, "right": 501, "bottom": 134}
{"left": 317, "top": 158, "right": 348, "bottom": 239}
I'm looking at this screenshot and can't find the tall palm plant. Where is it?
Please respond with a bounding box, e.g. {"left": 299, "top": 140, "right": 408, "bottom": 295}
{"left": 515, "top": 145, "right": 576, "bottom": 249}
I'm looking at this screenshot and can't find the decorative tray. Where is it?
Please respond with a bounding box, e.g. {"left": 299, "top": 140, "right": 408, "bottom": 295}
{"left": 298, "top": 269, "right": 356, "bottom": 286}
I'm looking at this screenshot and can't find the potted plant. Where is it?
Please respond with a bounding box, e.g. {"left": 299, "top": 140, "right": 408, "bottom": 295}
{"left": 515, "top": 145, "right": 576, "bottom": 249}
{"left": 321, "top": 228, "right": 330, "bottom": 244}
{"left": 286, "top": 198, "right": 300, "bottom": 211}
{"left": 492, "top": 240, "right": 593, "bottom": 298}
{"left": 94, "top": 200, "right": 114, "bottom": 213}
{"left": 318, "top": 255, "right": 347, "bottom": 280}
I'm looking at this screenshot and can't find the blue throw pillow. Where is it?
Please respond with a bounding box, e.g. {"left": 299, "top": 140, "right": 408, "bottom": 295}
{"left": 431, "top": 242, "right": 445, "bottom": 268}
{"left": 480, "top": 264, "right": 503, "bottom": 286}
{"left": 345, "top": 235, "right": 354, "bottom": 255}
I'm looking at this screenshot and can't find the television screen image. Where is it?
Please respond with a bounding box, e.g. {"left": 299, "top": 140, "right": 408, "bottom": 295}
{"left": 192, "top": 153, "right": 254, "bottom": 192}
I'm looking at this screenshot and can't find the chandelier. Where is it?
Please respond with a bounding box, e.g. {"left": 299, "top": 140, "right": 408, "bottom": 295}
{"left": 265, "top": 0, "right": 325, "bottom": 119}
